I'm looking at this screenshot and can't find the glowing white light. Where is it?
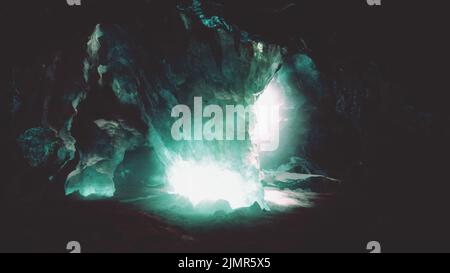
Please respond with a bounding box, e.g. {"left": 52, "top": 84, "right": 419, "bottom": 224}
{"left": 78, "top": 185, "right": 115, "bottom": 198}
{"left": 165, "top": 80, "right": 290, "bottom": 211}
{"left": 250, "top": 80, "right": 284, "bottom": 152}
{"left": 166, "top": 159, "right": 262, "bottom": 209}
{"left": 264, "top": 188, "right": 313, "bottom": 208}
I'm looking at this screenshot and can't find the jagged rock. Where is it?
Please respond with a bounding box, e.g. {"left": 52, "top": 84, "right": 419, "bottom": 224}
{"left": 65, "top": 119, "right": 146, "bottom": 198}
{"left": 195, "top": 199, "right": 233, "bottom": 214}
{"left": 275, "top": 156, "right": 325, "bottom": 175}
{"left": 17, "top": 127, "right": 69, "bottom": 168}
{"left": 272, "top": 175, "right": 340, "bottom": 193}
{"left": 74, "top": 16, "right": 283, "bottom": 199}
{"left": 5, "top": 1, "right": 325, "bottom": 212}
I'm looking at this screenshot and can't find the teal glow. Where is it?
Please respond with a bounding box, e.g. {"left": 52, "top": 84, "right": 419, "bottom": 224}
{"left": 65, "top": 168, "right": 115, "bottom": 198}
{"left": 166, "top": 158, "right": 263, "bottom": 209}
{"left": 164, "top": 80, "right": 288, "bottom": 211}
{"left": 250, "top": 80, "right": 283, "bottom": 152}
{"left": 77, "top": 185, "right": 115, "bottom": 198}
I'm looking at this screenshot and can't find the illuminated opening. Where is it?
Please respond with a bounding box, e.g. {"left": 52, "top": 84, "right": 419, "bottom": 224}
{"left": 166, "top": 80, "right": 285, "bottom": 210}
{"left": 250, "top": 80, "right": 284, "bottom": 152}
{"left": 166, "top": 159, "right": 262, "bottom": 209}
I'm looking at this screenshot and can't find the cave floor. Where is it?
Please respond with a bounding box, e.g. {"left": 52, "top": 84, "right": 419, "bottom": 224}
{"left": 0, "top": 191, "right": 370, "bottom": 253}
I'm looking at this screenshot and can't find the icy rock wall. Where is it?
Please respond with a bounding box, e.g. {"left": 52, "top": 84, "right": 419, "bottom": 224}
{"left": 10, "top": 7, "right": 283, "bottom": 201}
